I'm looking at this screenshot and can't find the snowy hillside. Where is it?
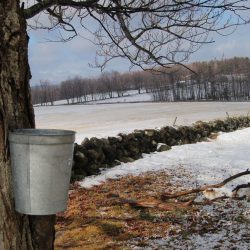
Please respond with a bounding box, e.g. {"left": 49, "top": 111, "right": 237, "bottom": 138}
{"left": 51, "top": 90, "right": 152, "bottom": 105}
{"left": 88, "top": 90, "right": 152, "bottom": 104}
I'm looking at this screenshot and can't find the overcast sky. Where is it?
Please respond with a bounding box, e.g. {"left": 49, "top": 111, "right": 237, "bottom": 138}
{"left": 28, "top": 17, "right": 250, "bottom": 86}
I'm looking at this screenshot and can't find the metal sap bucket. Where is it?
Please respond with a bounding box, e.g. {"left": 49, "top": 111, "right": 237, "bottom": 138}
{"left": 9, "top": 129, "right": 75, "bottom": 215}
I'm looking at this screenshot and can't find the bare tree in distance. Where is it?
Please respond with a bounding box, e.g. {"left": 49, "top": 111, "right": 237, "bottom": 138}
{"left": 1, "top": 1, "right": 250, "bottom": 250}
{"left": 60, "top": 79, "right": 74, "bottom": 104}
{"left": 32, "top": 82, "right": 59, "bottom": 105}
{"left": 88, "top": 78, "right": 99, "bottom": 101}
{"left": 39, "top": 80, "right": 58, "bottom": 105}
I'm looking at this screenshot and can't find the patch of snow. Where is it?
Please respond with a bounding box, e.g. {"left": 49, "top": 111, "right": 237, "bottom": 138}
{"left": 90, "top": 92, "right": 152, "bottom": 104}
{"left": 156, "top": 143, "right": 167, "bottom": 150}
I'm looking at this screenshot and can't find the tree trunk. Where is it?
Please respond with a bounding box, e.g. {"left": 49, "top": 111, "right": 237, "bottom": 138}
{"left": 0, "top": 1, "right": 55, "bottom": 249}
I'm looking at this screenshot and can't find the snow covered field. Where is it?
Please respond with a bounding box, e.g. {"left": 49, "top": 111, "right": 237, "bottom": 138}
{"left": 35, "top": 102, "right": 250, "bottom": 143}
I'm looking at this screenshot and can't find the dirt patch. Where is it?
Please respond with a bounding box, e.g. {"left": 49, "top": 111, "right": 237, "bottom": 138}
{"left": 55, "top": 170, "right": 249, "bottom": 249}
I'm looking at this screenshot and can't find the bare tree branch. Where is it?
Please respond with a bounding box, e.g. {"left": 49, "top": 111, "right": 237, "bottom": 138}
{"left": 23, "top": 1, "right": 250, "bottom": 71}
{"left": 161, "top": 169, "right": 250, "bottom": 200}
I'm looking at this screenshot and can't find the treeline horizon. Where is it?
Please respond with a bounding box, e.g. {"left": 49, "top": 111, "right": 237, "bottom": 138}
{"left": 31, "top": 57, "right": 250, "bottom": 105}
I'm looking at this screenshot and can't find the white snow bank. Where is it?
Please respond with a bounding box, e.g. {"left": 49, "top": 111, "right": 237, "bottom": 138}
{"left": 80, "top": 128, "right": 250, "bottom": 197}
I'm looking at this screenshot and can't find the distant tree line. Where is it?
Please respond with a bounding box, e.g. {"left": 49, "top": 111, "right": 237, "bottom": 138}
{"left": 31, "top": 57, "right": 250, "bottom": 105}
{"left": 31, "top": 71, "right": 152, "bottom": 105}
{"left": 152, "top": 57, "right": 250, "bottom": 102}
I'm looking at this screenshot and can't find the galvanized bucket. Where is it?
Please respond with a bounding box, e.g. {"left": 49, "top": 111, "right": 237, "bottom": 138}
{"left": 9, "top": 129, "right": 75, "bottom": 215}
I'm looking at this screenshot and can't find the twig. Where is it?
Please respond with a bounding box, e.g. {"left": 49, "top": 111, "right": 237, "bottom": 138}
{"left": 161, "top": 169, "right": 250, "bottom": 200}
{"left": 173, "top": 116, "right": 178, "bottom": 126}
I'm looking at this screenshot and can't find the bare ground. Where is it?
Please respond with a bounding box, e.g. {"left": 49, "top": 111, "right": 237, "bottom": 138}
{"left": 55, "top": 168, "right": 250, "bottom": 250}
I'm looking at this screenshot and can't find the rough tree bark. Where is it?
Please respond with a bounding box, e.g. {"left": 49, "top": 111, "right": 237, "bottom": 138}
{"left": 0, "top": 1, "right": 55, "bottom": 249}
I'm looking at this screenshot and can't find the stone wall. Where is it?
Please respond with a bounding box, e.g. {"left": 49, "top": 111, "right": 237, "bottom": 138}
{"left": 72, "top": 116, "right": 250, "bottom": 181}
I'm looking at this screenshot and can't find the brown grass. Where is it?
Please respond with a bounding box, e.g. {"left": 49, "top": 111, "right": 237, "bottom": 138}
{"left": 55, "top": 171, "right": 195, "bottom": 250}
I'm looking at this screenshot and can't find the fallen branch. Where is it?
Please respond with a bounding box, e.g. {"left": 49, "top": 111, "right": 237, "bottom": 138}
{"left": 107, "top": 170, "right": 249, "bottom": 211}
{"left": 161, "top": 169, "right": 250, "bottom": 200}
